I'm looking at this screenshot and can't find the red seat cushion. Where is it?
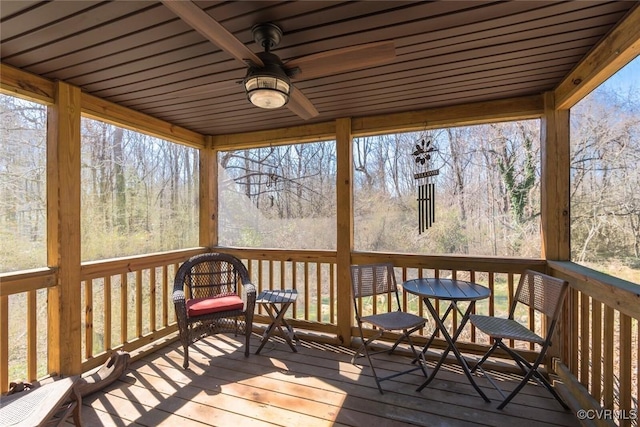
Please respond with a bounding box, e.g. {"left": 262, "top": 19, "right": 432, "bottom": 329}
{"left": 186, "top": 295, "right": 244, "bottom": 317}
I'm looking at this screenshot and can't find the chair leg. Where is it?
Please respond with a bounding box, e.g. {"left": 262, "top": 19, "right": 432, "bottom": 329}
{"left": 498, "top": 345, "right": 569, "bottom": 410}
{"left": 182, "top": 344, "right": 190, "bottom": 369}
{"left": 361, "top": 344, "right": 385, "bottom": 394}
{"left": 352, "top": 329, "right": 385, "bottom": 394}
{"left": 179, "top": 328, "right": 191, "bottom": 369}
{"left": 352, "top": 328, "right": 429, "bottom": 394}
{"left": 244, "top": 322, "right": 251, "bottom": 357}
{"left": 470, "top": 340, "right": 500, "bottom": 373}
{"left": 388, "top": 324, "right": 423, "bottom": 354}
{"left": 404, "top": 330, "right": 429, "bottom": 378}
{"left": 497, "top": 364, "right": 537, "bottom": 409}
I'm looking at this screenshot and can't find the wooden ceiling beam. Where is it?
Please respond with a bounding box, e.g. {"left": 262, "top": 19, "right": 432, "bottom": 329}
{"left": 211, "top": 94, "right": 544, "bottom": 149}
{"left": 82, "top": 93, "right": 205, "bottom": 149}
{"left": 0, "top": 63, "right": 205, "bottom": 149}
{"left": 350, "top": 94, "right": 544, "bottom": 137}
{"left": 554, "top": 4, "right": 640, "bottom": 110}
{"left": 0, "top": 63, "right": 54, "bottom": 105}
{"left": 211, "top": 121, "right": 337, "bottom": 150}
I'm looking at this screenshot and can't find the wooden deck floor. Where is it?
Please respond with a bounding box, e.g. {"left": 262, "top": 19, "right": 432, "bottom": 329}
{"left": 80, "top": 334, "right": 580, "bottom": 426}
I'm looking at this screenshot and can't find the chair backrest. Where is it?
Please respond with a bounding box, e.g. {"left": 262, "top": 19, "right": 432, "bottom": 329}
{"left": 510, "top": 270, "right": 569, "bottom": 321}
{"left": 350, "top": 263, "right": 401, "bottom": 316}
{"left": 175, "top": 253, "right": 250, "bottom": 299}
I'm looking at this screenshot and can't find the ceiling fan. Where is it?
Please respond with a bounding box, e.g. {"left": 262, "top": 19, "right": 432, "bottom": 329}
{"left": 161, "top": 1, "right": 396, "bottom": 120}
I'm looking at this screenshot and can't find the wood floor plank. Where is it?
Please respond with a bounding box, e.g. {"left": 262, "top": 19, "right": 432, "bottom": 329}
{"left": 155, "top": 339, "right": 574, "bottom": 425}
{"left": 81, "top": 335, "right": 579, "bottom": 427}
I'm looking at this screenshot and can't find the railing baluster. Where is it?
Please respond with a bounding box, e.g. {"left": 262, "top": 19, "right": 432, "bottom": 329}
{"left": 471, "top": 271, "right": 478, "bottom": 342}
{"left": 603, "top": 305, "right": 615, "bottom": 410}
{"left": 1, "top": 295, "right": 8, "bottom": 393}
{"left": 591, "top": 299, "right": 602, "bottom": 402}
{"left": 451, "top": 270, "right": 458, "bottom": 334}
{"left": 121, "top": 273, "right": 127, "bottom": 344}
{"left": 619, "top": 313, "right": 632, "bottom": 427}
{"left": 292, "top": 262, "right": 298, "bottom": 318}
{"left": 580, "top": 293, "right": 590, "bottom": 384}
{"left": 246, "top": 260, "right": 253, "bottom": 287}
{"left": 136, "top": 270, "right": 142, "bottom": 338}
{"left": 162, "top": 265, "right": 168, "bottom": 327}
{"left": 104, "top": 275, "right": 111, "bottom": 350}
{"left": 84, "top": 280, "right": 93, "bottom": 359}
{"left": 569, "top": 288, "right": 579, "bottom": 375}
{"left": 317, "top": 262, "right": 322, "bottom": 321}
{"left": 268, "top": 260, "right": 274, "bottom": 291}
{"left": 280, "top": 260, "right": 285, "bottom": 289}
{"left": 258, "top": 259, "right": 263, "bottom": 294}
{"left": 329, "top": 262, "right": 335, "bottom": 324}
{"left": 150, "top": 267, "right": 156, "bottom": 332}
{"left": 528, "top": 284, "right": 537, "bottom": 352}
{"left": 304, "top": 262, "right": 309, "bottom": 320}
{"left": 508, "top": 274, "right": 515, "bottom": 347}
{"left": 27, "top": 289, "right": 37, "bottom": 381}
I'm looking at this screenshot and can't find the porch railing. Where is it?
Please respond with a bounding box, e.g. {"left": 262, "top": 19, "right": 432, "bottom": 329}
{"left": 549, "top": 261, "right": 639, "bottom": 427}
{"left": 2, "top": 249, "right": 638, "bottom": 427}
{"left": 78, "top": 248, "right": 206, "bottom": 371}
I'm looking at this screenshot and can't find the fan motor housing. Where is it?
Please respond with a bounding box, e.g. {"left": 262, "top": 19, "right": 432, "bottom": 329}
{"left": 252, "top": 23, "right": 283, "bottom": 51}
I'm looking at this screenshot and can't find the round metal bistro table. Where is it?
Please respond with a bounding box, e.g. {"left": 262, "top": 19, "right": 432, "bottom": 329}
{"left": 402, "top": 277, "right": 491, "bottom": 402}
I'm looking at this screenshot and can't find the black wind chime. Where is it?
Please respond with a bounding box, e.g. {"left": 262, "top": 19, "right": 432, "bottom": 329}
{"left": 412, "top": 137, "right": 439, "bottom": 234}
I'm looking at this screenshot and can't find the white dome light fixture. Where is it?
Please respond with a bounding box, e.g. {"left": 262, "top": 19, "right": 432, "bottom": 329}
{"left": 244, "top": 23, "right": 292, "bottom": 110}
{"left": 244, "top": 61, "right": 291, "bottom": 109}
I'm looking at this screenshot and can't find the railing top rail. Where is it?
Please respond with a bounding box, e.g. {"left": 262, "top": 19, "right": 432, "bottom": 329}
{"left": 0, "top": 267, "right": 57, "bottom": 296}
{"left": 215, "top": 247, "right": 337, "bottom": 263}
{"left": 548, "top": 260, "right": 640, "bottom": 320}
{"left": 352, "top": 252, "right": 546, "bottom": 274}
{"left": 81, "top": 247, "right": 207, "bottom": 280}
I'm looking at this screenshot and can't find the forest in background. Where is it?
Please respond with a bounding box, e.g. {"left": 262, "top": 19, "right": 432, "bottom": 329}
{"left": 218, "top": 120, "right": 543, "bottom": 259}
{"left": 1, "top": 68, "right": 639, "bottom": 282}
{"left": 217, "top": 80, "right": 640, "bottom": 279}
{"left": 1, "top": 65, "right": 638, "bottom": 382}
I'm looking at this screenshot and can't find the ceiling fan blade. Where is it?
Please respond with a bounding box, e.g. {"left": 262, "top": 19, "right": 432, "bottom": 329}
{"left": 161, "top": 0, "right": 263, "bottom": 67}
{"left": 287, "top": 87, "right": 319, "bottom": 120}
{"left": 170, "top": 79, "right": 239, "bottom": 98}
{"left": 285, "top": 41, "right": 396, "bottom": 81}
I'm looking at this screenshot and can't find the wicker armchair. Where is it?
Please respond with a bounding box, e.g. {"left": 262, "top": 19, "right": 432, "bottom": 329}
{"left": 173, "top": 253, "right": 256, "bottom": 368}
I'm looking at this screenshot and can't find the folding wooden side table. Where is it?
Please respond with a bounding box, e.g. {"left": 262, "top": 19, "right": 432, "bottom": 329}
{"left": 255, "top": 289, "right": 300, "bottom": 354}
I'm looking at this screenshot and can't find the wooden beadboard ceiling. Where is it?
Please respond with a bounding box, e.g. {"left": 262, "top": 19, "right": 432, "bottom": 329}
{"left": 1, "top": 1, "right": 637, "bottom": 136}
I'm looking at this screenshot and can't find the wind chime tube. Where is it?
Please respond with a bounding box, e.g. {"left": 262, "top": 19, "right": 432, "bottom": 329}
{"left": 429, "top": 183, "right": 435, "bottom": 228}
{"left": 424, "top": 183, "right": 428, "bottom": 232}
{"left": 418, "top": 184, "right": 423, "bottom": 234}
{"left": 426, "top": 183, "right": 430, "bottom": 229}
{"left": 432, "top": 182, "right": 436, "bottom": 227}
{"left": 424, "top": 184, "right": 429, "bottom": 233}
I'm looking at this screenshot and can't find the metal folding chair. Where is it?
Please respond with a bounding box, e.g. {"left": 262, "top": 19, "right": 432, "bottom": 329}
{"left": 350, "top": 263, "right": 428, "bottom": 393}
{"left": 469, "top": 270, "right": 570, "bottom": 409}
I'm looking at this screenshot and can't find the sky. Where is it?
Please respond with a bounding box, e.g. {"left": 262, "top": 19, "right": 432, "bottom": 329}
{"left": 600, "top": 54, "right": 639, "bottom": 93}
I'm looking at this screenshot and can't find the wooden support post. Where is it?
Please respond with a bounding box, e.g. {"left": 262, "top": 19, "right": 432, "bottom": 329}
{"left": 541, "top": 91, "right": 570, "bottom": 362}
{"left": 541, "top": 91, "right": 570, "bottom": 261}
{"left": 335, "top": 118, "right": 353, "bottom": 345}
{"left": 200, "top": 135, "right": 218, "bottom": 248}
{"left": 47, "top": 81, "right": 82, "bottom": 376}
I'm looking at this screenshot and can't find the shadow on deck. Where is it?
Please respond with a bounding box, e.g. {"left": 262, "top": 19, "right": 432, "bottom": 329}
{"left": 80, "top": 334, "right": 579, "bottom": 426}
